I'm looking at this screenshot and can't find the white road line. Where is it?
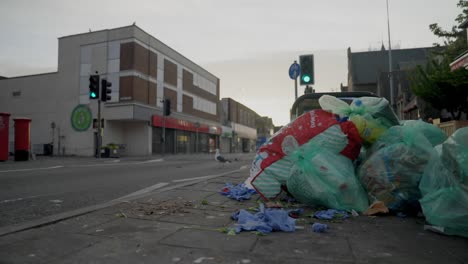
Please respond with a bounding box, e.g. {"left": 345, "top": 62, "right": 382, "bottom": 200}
{"left": 0, "top": 195, "right": 39, "bottom": 204}
{"left": 0, "top": 166, "right": 64, "bottom": 173}
{"left": 172, "top": 175, "right": 216, "bottom": 183}
{"left": 133, "top": 159, "right": 164, "bottom": 164}
{"left": 172, "top": 169, "right": 240, "bottom": 183}
{"left": 73, "top": 158, "right": 164, "bottom": 168}
{"left": 114, "top": 182, "right": 169, "bottom": 201}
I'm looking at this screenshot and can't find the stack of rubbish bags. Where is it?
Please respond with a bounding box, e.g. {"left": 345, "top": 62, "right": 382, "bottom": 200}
{"left": 245, "top": 95, "right": 468, "bottom": 238}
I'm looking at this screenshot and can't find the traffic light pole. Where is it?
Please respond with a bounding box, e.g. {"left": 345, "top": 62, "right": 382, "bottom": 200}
{"left": 97, "top": 99, "right": 102, "bottom": 158}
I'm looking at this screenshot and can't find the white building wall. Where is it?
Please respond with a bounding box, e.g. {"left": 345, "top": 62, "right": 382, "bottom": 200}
{"left": 124, "top": 122, "right": 151, "bottom": 156}
{"left": 0, "top": 73, "right": 60, "bottom": 152}
{"left": 0, "top": 25, "right": 220, "bottom": 157}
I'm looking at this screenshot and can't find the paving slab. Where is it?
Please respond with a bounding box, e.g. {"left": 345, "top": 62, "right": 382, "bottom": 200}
{"left": 54, "top": 243, "right": 192, "bottom": 264}
{"left": 160, "top": 228, "right": 257, "bottom": 253}
{"left": 0, "top": 230, "right": 104, "bottom": 264}
{"left": 253, "top": 230, "right": 355, "bottom": 263}
{"left": 158, "top": 208, "right": 233, "bottom": 227}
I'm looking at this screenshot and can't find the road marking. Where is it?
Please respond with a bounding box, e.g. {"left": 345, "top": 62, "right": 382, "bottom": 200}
{"left": 172, "top": 169, "right": 240, "bottom": 183}
{"left": 133, "top": 158, "right": 164, "bottom": 164}
{"left": 0, "top": 195, "right": 39, "bottom": 204}
{"left": 72, "top": 158, "right": 164, "bottom": 168}
{"left": 114, "top": 182, "right": 169, "bottom": 201}
{"left": 0, "top": 166, "right": 64, "bottom": 173}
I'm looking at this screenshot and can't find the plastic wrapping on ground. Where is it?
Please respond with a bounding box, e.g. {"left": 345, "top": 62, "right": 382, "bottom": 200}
{"left": 419, "top": 128, "right": 468, "bottom": 238}
{"left": 231, "top": 203, "right": 295, "bottom": 234}
{"left": 357, "top": 121, "right": 445, "bottom": 213}
{"left": 319, "top": 95, "right": 400, "bottom": 145}
{"left": 286, "top": 146, "right": 369, "bottom": 212}
{"left": 248, "top": 109, "right": 362, "bottom": 200}
{"left": 220, "top": 183, "right": 257, "bottom": 201}
{"left": 314, "top": 209, "right": 350, "bottom": 220}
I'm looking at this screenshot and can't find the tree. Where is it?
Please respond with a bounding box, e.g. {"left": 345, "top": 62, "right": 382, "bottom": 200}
{"left": 409, "top": 0, "right": 468, "bottom": 120}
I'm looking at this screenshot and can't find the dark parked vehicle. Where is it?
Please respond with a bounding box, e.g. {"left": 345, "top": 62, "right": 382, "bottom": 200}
{"left": 290, "top": 91, "right": 378, "bottom": 121}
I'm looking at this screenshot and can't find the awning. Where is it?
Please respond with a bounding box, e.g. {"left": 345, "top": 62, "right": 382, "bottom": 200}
{"left": 152, "top": 115, "right": 221, "bottom": 135}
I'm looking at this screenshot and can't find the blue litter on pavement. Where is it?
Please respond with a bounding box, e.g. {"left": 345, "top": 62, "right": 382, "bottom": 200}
{"left": 221, "top": 183, "right": 257, "bottom": 201}
{"left": 231, "top": 203, "right": 296, "bottom": 234}
{"left": 314, "top": 209, "right": 349, "bottom": 220}
{"left": 312, "top": 222, "right": 329, "bottom": 233}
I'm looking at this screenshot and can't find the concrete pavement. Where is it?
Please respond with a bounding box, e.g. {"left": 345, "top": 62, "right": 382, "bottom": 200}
{"left": 1, "top": 155, "right": 468, "bottom": 263}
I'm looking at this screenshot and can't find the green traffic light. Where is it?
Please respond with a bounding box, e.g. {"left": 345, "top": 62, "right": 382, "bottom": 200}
{"left": 90, "top": 92, "right": 97, "bottom": 98}
{"left": 302, "top": 75, "right": 311, "bottom": 83}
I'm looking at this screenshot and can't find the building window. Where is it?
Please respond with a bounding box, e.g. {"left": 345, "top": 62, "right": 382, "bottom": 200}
{"left": 193, "top": 97, "right": 216, "bottom": 115}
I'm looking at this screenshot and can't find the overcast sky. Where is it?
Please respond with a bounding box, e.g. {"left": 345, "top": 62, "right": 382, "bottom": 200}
{"left": 0, "top": 0, "right": 461, "bottom": 125}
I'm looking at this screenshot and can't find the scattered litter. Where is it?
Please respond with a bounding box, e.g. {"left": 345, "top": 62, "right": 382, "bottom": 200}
{"left": 221, "top": 183, "right": 257, "bottom": 201}
{"left": 201, "top": 199, "right": 209, "bottom": 205}
{"left": 49, "top": 199, "right": 63, "bottom": 203}
{"left": 287, "top": 208, "right": 304, "bottom": 219}
{"left": 115, "top": 212, "right": 127, "bottom": 218}
{"left": 231, "top": 203, "right": 295, "bottom": 234}
{"left": 312, "top": 222, "right": 329, "bottom": 233}
{"left": 351, "top": 209, "right": 359, "bottom": 217}
{"left": 424, "top": 225, "right": 448, "bottom": 235}
{"left": 396, "top": 212, "right": 407, "bottom": 218}
{"left": 95, "top": 229, "right": 104, "bottom": 232}
{"left": 193, "top": 257, "right": 215, "bottom": 263}
{"left": 314, "top": 209, "right": 349, "bottom": 220}
{"left": 363, "top": 201, "right": 389, "bottom": 216}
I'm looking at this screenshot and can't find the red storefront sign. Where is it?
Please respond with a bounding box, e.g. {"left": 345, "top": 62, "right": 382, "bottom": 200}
{"left": 151, "top": 115, "right": 221, "bottom": 135}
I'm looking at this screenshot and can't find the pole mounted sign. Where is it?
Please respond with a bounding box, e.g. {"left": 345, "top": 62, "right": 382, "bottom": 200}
{"left": 289, "top": 61, "right": 301, "bottom": 80}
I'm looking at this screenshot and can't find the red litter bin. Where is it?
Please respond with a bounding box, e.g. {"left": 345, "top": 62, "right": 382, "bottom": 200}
{"left": 14, "top": 118, "right": 31, "bottom": 161}
{"left": 0, "top": 113, "right": 11, "bottom": 161}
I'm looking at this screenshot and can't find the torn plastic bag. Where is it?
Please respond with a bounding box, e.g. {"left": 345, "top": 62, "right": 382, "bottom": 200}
{"left": 357, "top": 124, "right": 436, "bottom": 212}
{"left": 286, "top": 146, "right": 369, "bottom": 212}
{"left": 231, "top": 203, "right": 295, "bottom": 234}
{"left": 419, "top": 128, "right": 468, "bottom": 238}
{"left": 248, "top": 109, "right": 362, "bottom": 200}
{"left": 374, "top": 120, "right": 447, "bottom": 150}
{"left": 319, "top": 95, "right": 399, "bottom": 145}
{"left": 221, "top": 183, "right": 257, "bottom": 201}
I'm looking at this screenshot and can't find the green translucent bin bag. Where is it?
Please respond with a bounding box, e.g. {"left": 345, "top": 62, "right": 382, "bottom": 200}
{"left": 419, "top": 128, "right": 468, "bottom": 238}
{"left": 319, "top": 95, "right": 400, "bottom": 146}
{"left": 286, "top": 145, "right": 369, "bottom": 212}
{"left": 357, "top": 124, "right": 435, "bottom": 212}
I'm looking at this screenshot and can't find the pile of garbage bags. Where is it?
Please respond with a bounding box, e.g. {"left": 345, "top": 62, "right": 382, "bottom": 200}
{"left": 246, "top": 95, "right": 468, "bottom": 238}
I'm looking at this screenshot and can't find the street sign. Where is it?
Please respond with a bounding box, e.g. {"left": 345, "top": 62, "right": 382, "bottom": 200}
{"left": 289, "top": 62, "right": 301, "bottom": 80}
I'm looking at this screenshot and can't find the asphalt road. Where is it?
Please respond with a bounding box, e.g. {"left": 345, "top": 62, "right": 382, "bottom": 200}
{"left": 0, "top": 156, "right": 251, "bottom": 228}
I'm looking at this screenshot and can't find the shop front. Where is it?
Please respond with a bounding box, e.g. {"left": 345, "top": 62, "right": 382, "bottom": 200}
{"left": 151, "top": 115, "right": 221, "bottom": 154}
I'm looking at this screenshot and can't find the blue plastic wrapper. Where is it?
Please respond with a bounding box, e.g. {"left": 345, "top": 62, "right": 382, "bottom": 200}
{"left": 314, "top": 209, "right": 349, "bottom": 220}
{"left": 312, "top": 222, "right": 329, "bottom": 233}
{"left": 221, "top": 183, "right": 257, "bottom": 201}
{"left": 231, "top": 204, "right": 295, "bottom": 234}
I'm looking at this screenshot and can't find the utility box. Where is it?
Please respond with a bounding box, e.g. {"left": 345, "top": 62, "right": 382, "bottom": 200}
{"left": 0, "top": 113, "right": 11, "bottom": 161}
{"left": 14, "top": 118, "right": 31, "bottom": 161}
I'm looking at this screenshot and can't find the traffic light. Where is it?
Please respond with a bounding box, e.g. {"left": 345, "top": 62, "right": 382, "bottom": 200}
{"left": 299, "top": 54, "right": 314, "bottom": 85}
{"left": 164, "top": 99, "right": 171, "bottom": 116}
{"left": 101, "top": 79, "right": 112, "bottom": 102}
{"left": 89, "top": 75, "right": 100, "bottom": 99}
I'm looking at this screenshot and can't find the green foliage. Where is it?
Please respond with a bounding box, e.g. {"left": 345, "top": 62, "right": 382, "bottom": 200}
{"left": 409, "top": 0, "right": 468, "bottom": 120}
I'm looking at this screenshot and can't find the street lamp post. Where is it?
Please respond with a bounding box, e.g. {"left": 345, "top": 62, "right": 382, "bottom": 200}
{"left": 387, "top": 0, "right": 394, "bottom": 110}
